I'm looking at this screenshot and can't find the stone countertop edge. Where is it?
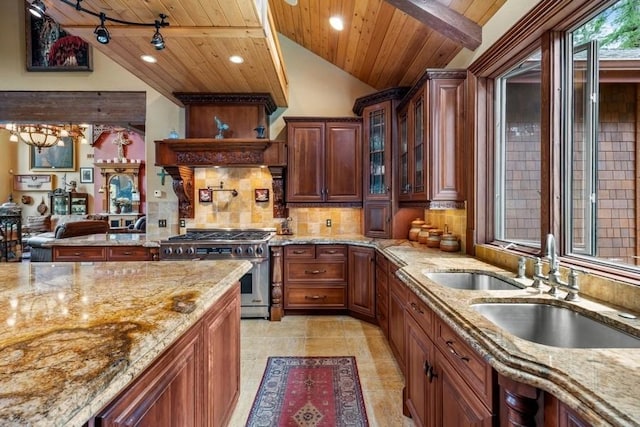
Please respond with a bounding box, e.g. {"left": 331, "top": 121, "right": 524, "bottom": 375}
{"left": 269, "top": 234, "right": 640, "bottom": 426}
{"left": 0, "top": 260, "right": 251, "bottom": 427}
{"left": 43, "top": 233, "right": 160, "bottom": 247}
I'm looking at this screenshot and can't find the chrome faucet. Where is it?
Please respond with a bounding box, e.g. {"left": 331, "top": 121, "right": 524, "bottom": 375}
{"left": 540, "top": 234, "right": 580, "bottom": 300}
{"left": 545, "top": 233, "right": 559, "bottom": 273}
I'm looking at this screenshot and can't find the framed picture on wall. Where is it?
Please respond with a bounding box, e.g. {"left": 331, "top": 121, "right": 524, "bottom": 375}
{"left": 80, "top": 167, "right": 94, "bottom": 183}
{"left": 199, "top": 188, "right": 212, "bottom": 203}
{"left": 26, "top": 12, "right": 92, "bottom": 71}
{"left": 30, "top": 138, "right": 76, "bottom": 171}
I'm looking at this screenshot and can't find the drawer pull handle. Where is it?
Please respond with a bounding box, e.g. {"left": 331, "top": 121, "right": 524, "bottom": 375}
{"left": 325, "top": 250, "right": 338, "bottom": 254}
{"left": 122, "top": 251, "right": 132, "bottom": 255}
{"left": 410, "top": 302, "right": 424, "bottom": 314}
{"left": 445, "top": 340, "right": 470, "bottom": 362}
{"left": 73, "top": 252, "right": 81, "bottom": 256}
{"left": 305, "top": 295, "right": 327, "bottom": 300}
{"left": 292, "top": 250, "right": 307, "bottom": 254}
{"left": 305, "top": 270, "right": 326, "bottom": 275}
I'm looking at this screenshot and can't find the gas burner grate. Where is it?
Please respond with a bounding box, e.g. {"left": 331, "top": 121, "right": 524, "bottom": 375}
{"left": 166, "top": 229, "right": 274, "bottom": 242}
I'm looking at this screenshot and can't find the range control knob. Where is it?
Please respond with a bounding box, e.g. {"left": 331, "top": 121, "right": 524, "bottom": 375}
{"left": 256, "top": 246, "right": 264, "bottom": 255}
{"left": 186, "top": 247, "right": 195, "bottom": 255}
{"left": 246, "top": 247, "right": 254, "bottom": 256}
{"left": 234, "top": 247, "right": 243, "bottom": 255}
{"left": 175, "top": 247, "right": 183, "bottom": 255}
{"left": 163, "top": 247, "right": 173, "bottom": 255}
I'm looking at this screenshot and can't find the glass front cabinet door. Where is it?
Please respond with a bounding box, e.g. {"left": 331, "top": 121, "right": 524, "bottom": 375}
{"left": 364, "top": 102, "right": 392, "bottom": 200}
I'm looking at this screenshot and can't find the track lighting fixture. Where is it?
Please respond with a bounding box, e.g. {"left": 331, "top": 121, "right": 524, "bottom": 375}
{"left": 57, "top": 0, "right": 170, "bottom": 49}
{"left": 94, "top": 13, "right": 110, "bottom": 44}
{"left": 27, "top": 0, "right": 46, "bottom": 18}
{"left": 150, "top": 15, "right": 167, "bottom": 50}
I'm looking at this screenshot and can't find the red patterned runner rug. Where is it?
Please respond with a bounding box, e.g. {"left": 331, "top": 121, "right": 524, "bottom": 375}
{"left": 246, "top": 356, "right": 369, "bottom": 427}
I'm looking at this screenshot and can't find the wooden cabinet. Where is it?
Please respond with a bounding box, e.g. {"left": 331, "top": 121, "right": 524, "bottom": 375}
{"left": 348, "top": 246, "right": 375, "bottom": 321}
{"left": 94, "top": 284, "right": 240, "bottom": 427}
{"left": 388, "top": 269, "right": 407, "bottom": 373}
{"left": 49, "top": 190, "right": 88, "bottom": 215}
{"left": 284, "top": 245, "right": 348, "bottom": 310}
{"left": 544, "top": 393, "right": 591, "bottom": 427}
{"left": 397, "top": 70, "right": 466, "bottom": 206}
{"left": 404, "top": 290, "right": 495, "bottom": 427}
{"left": 285, "top": 118, "right": 362, "bottom": 204}
{"left": 52, "top": 245, "right": 157, "bottom": 261}
{"left": 354, "top": 89, "right": 422, "bottom": 238}
{"left": 375, "top": 253, "right": 390, "bottom": 337}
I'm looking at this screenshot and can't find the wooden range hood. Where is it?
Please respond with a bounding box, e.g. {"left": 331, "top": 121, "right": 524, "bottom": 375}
{"left": 154, "top": 93, "right": 286, "bottom": 219}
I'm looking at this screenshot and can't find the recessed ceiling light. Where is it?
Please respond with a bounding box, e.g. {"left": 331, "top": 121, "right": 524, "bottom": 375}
{"left": 329, "top": 16, "right": 344, "bottom": 31}
{"left": 284, "top": 0, "right": 298, "bottom": 5}
{"left": 141, "top": 54, "right": 157, "bottom": 63}
{"left": 229, "top": 55, "right": 244, "bottom": 64}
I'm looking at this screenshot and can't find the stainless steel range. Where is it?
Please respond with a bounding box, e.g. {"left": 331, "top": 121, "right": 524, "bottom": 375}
{"left": 160, "top": 228, "right": 275, "bottom": 319}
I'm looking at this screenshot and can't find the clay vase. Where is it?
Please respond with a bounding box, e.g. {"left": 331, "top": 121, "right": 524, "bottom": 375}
{"left": 426, "top": 229, "right": 444, "bottom": 248}
{"left": 439, "top": 233, "right": 460, "bottom": 252}
{"left": 418, "top": 224, "right": 435, "bottom": 244}
{"left": 408, "top": 218, "right": 425, "bottom": 241}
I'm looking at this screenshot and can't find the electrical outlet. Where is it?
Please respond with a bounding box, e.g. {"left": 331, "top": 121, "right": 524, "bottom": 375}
{"left": 158, "top": 219, "right": 167, "bottom": 228}
{"left": 179, "top": 219, "right": 186, "bottom": 227}
{"left": 326, "top": 219, "right": 332, "bottom": 227}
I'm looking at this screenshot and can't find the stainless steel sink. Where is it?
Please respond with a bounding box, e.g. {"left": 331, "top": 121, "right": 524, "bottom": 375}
{"left": 423, "top": 271, "right": 522, "bottom": 291}
{"left": 471, "top": 302, "right": 640, "bottom": 348}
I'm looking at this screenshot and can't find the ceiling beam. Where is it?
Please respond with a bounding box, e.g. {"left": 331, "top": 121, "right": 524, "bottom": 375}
{"left": 384, "top": 0, "right": 481, "bottom": 50}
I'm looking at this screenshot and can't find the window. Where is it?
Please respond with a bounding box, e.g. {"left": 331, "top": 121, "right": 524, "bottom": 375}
{"left": 494, "top": 50, "right": 542, "bottom": 248}
{"left": 566, "top": 0, "right": 639, "bottom": 269}
{"left": 490, "top": 0, "right": 640, "bottom": 274}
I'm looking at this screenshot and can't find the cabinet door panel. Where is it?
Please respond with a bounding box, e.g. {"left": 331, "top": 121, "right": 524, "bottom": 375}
{"left": 348, "top": 246, "right": 375, "bottom": 318}
{"left": 405, "top": 313, "right": 435, "bottom": 427}
{"left": 285, "top": 261, "right": 347, "bottom": 283}
{"left": 436, "top": 349, "right": 493, "bottom": 427}
{"left": 287, "top": 122, "right": 325, "bottom": 202}
{"left": 429, "top": 79, "right": 464, "bottom": 201}
{"left": 53, "top": 246, "right": 107, "bottom": 261}
{"left": 108, "top": 246, "right": 151, "bottom": 261}
{"left": 388, "top": 273, "right": 407, "bottom": 372}
{"left": 96, "top": 325, "right": 202, "bottom": 427}
{"left": 364, "top": 201, "right": 391, "bottom": 238}
{"left": 325, "top": 122, "right": 362, "bottom": 202}
{"left": 203, "top": 289, "right": 241, "bottom": 427}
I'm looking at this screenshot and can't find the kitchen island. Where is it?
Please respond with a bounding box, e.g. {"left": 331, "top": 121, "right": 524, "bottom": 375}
{"left": 0, "top": 260, "right": 251, "bottom": 426}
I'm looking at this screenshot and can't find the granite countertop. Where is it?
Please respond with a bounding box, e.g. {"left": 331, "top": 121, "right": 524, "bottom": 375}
{"left": 44, "top": 233, "right": 160, "bottom": 248}
{"left": 271, "top": 235, "right": 640, "bottom": 426}
{"left": 0, "top": 260, "right": 251, "bottom": 426}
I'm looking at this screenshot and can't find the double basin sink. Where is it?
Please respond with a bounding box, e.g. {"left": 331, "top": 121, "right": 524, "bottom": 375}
{"left": 422, "top": 271, "right": 640, "bottom": 348}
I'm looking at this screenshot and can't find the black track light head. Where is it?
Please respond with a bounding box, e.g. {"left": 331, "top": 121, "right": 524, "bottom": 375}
{"left": 28, "top": 0, "right": 46, "bottom": 18}
{"left": 150, "top": 29, "right": 165, "bottom": 50}
{"left": 94, "top": 13, "right": 110, "bottom": 44}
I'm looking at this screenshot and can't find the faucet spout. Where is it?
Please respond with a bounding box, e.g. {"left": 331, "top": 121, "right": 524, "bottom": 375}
{"left": 545, "top": 234, "right": 559, "bottom": 273}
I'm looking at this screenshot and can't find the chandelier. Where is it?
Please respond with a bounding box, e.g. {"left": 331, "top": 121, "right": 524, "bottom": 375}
{"left": 3, "top": 124, "right": 88, "bottom": 152}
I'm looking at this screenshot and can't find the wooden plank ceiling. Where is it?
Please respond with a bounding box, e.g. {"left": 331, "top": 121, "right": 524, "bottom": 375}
{"left": 39, "top": 0, "right": 505, "bottom": 108}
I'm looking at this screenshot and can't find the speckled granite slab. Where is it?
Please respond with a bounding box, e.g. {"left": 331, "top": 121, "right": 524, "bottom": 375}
{"left": 44, "top": 233, "right": 159, "bottom": 247}
{"left": 0, "top": 260, "right": 250, "bottom": 426}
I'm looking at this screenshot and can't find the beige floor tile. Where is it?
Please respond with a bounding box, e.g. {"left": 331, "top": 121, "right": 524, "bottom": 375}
{"left": 230, "top": 315, "right": 412, "bottom": 426}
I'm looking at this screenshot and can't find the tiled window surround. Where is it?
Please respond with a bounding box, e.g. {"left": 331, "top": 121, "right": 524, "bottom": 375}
{"left": 476, "top": 245, "right": 640, "bottom": 314}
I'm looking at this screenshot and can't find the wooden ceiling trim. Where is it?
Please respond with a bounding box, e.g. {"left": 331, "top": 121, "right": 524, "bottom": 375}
{"left": 251, "top": 38, "right": 289, "bottom": 106}
{"left": 384, "top": 0, "right": 482, "bottom": 50}
{"left": 62, "top": 25, "right": 266, "bottom": 39}
{"left": 474, "top": 0, "right": 507, "bottom": 26}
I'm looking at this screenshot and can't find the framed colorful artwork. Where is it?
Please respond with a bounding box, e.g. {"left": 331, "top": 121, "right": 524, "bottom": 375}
{"left": 30, "top": 138, "right": 76, "bottom": 171}
{"left": 199, "top": 188, "right": 212, "bottom": 203}
{"left": 13, "top": 174, "right": 53, "bottom": 191}
{"left": 26, "top": 12, "right": 92, "bottom": 71}
{"left": 255, "top": 188, "right": 269, "bottom": 202}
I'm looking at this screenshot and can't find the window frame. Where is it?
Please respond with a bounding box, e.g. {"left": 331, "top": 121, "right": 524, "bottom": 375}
{"left": 466, "top": 0, "right": 640, "bottom": 282}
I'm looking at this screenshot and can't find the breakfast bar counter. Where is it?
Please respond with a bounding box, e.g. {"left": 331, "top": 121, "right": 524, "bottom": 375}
{"left": 0, "top": 260, "right": 251, "bottom": 426}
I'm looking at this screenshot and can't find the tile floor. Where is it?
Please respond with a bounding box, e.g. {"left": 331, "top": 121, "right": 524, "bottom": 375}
{"left": 228, "top": 314, "right": 415, "bottom": 426}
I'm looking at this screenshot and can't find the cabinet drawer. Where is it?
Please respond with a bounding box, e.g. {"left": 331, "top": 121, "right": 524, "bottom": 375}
{"left": 375, "top": 252, "right": 389, "bottom": 270}
{"left": 285, "top": 285, "right": 347, "bottom": 309}
{"left": 108, "top": 246, "right": 150, "bottom": 261}
{"left": 285, "top": 261, "right": 347, "bottom": 282}
{"left": 434, "top": 318, "right": 494, "bottom": 408}
{"left": 375, "top": 267, "right": 388, "bottom": 309}
{"left": 53, "top": 246, "right": 107, "bottom": 261}
{"left": 316, "top": 245, "right": 347, "bottom": 258}
{"left": 406, "top": 291, "right": 433, "bottom": 336}
{"left": 285, "top": 245, "right": 315, "bottom": 258}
